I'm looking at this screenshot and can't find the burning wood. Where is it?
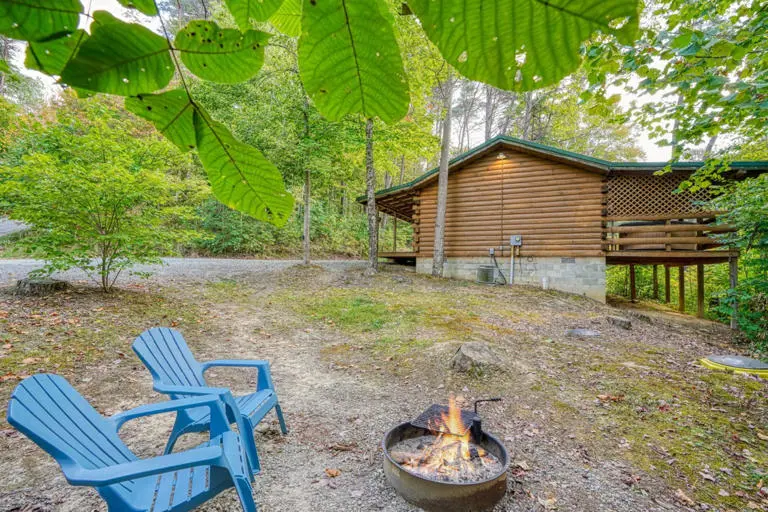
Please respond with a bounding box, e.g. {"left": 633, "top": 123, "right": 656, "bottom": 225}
{"left": 388, "top": 396, "right": 504, "bottom": 483}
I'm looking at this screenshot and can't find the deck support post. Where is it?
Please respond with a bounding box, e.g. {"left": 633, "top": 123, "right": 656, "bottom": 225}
{"left": 678, "top": 266, "right": 686, "bottom": 313}
{"left": 393, "top": 219, "right": 397, "bottom": 252}
{"left": 697, "top": 263, "right": 705, "bottom": 318}
{"left": 629, "top": 265, "right": 637, "bottom": 303}
{"left": 664, "top": 266, "right": 671, "bottom": 304}
{"left": 652, "top": 265, "right": 659, "bottom": 300}
{"left": 729, "top": 257, "right": 738, "bottom": 329}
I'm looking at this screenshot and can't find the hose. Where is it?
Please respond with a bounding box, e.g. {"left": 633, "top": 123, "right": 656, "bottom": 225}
{"left": 490, "top": 251, "right": 507, "bottom": 285}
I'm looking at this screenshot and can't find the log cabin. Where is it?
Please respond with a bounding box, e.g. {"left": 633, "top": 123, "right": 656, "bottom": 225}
{"left": 360, "top": 136, "right": 768, "bottom": 312}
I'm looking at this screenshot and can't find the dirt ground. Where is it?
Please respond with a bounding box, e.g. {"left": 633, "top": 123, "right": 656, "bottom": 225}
{"left": 0, "top": 264, "right": 765, "bottom": 512}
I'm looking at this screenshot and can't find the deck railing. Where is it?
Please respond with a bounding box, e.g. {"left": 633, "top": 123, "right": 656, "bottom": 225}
{"left": 602, "top": 212, "right": 736, "bottom": 253}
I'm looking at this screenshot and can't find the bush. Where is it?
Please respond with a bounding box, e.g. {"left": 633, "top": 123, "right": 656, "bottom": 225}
{"left": 0, "top": 96, "right": 204, "bottom": 291}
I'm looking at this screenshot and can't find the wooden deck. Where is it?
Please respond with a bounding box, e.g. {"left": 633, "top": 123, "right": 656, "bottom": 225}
{"left": 379, "top": 251, "right": 417, "bottom": 263}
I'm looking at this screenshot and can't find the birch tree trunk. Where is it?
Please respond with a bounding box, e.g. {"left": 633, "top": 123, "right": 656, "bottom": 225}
{"left": 301, "top": 97, "right": 311, "bottom": 265}
{"left": 432, "top": 71, "right": 454, "bottom": 277}
{"left": 365, "top": 118, "right": 379, "bottom": 274}
{"left": 303, "top": 167, "right": 311, "bottom": 264}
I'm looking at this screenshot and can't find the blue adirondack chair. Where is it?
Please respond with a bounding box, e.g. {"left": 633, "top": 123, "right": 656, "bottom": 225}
{"left": 132, "top": 327, "right": 287, "bottom": 475}
{"left": 7, "top": 374, "right": 258, "bottom": 512}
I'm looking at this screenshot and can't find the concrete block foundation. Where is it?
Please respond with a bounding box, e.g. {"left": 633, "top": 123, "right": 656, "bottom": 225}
{"left": 417, "top": 256, "right": 606, "bottom": 302}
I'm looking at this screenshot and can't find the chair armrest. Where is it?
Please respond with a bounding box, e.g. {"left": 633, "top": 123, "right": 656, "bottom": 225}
{"left": 65, "top": 445, "right": 222, "bottom": 486}
{"left": 149, "top": 384, "right": 252, "bottom": 443}
{"left": 108, "top": 395, "right": 230, "bottom": 436}
{"left": 154, "top": 382, "right": 231, "bottom": 398}
{"left": 201, "top": 359, "right": 275, "bottom": 391}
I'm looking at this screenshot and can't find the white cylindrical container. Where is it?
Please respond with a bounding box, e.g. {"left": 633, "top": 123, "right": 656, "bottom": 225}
{"left": 541, "top": 276, "right": 549, "bottom": 290}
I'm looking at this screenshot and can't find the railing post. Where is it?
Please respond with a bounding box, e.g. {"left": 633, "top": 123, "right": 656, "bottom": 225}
{"left": 678, "top": 266, "right": 686, "bottom": 314}
{"left": 697, "top": 263, "right": 705, "bottom": 318}
{"left": 729, "top": 256, "right": 738, "bottom": 329}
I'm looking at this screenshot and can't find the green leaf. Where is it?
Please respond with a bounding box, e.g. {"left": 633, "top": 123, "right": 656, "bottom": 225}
{"left": 0, "top": 0, "right": 81, "bottom": 41}
{"left": 194, "top": 109, "right": 294, "bottom": 226}
{"left": 25, "top": 30, "right": 88, "bottom": 75}
{"left": 270, "top": 0, "right": 301, "bottom": 37}
{"left": 224, "top": 0, "right": 286, "bottom": 30}
{"left": 174, "top": 20, "right": 269, "bottom": 84}
{"left": 0, "top": 59, "right": 9, "bottom": 73}
{"left": 116, "top": 0, "right": 158, "bottom": 16}
{"left": 408, "top": 0, "right": 641, "bottom": 91}
{"left": 125, "top": 89, "right": 196, "bottom": 152}
{"left": 299, "top": 0, "right": 409, "bottom": 123}
{"left": 60, "top": 11, "right": 173, "bottom": 96}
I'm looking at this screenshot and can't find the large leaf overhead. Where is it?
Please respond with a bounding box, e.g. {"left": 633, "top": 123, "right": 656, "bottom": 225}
{"left": 299, "top": 0, "right": 409, "bottom": 123}
{"left": 174, "top": 20, "right": 270, "bottom": 84}
{"left": 60, "top": 11, "right": 173, "bottom": 96}
{"left": 0, "top": 0, "right": 82, "bottom": 41}
{"left": 25, "top": 30, "right": 88, "bottom": 76}
{"left": 125, "top": 90, "right": 196, "bottom": 152}
{"left": 270, "top": 0, "right": 301, "bottom": 37}
{"left": 224, "top": 0, "right": 286, "bottom": 30}
{"left": 408, "top": 0, "right": 640, "bottom": 91}
{"left": 116, "top": 0, "right": 158, "bottom": 16}
{"left": 194, "top": 110, "right": 294, "bottom": 226}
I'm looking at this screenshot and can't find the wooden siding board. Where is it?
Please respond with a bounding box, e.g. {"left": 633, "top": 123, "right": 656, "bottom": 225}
{"left": 417, "top": 150, "right": 604, "bottom": 257}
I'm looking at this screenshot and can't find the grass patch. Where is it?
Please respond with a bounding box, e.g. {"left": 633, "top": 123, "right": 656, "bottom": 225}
{"left": 277, "top": 287, "right": 481, "bottom": 341}
{"left": 587, "top": 366, "right": 767, "bottom": 508}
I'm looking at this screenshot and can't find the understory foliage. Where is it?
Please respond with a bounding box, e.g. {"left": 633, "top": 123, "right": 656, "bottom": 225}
{"left": 0, "top": 95, "right": 204, "bottom": 291}
{"left": 712, "top": 175, "right": 768, "bottom": 354}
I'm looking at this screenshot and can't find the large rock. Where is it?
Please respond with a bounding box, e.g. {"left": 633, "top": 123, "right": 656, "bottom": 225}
{"left": 450, "top": 342, "right": 501, "bottom": 373}
{"left": 15, "top": 278, "right": 68, "bottom": 296}
{"left": 607, "top": 316, "right": 632, "bottom": 330}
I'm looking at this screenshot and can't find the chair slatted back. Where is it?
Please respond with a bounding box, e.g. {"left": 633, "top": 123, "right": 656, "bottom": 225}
{"left": 7, "top": 374, "right": 137, "bottom": 498}
{"left": 133, "top": 327, "right": 206, "bottom": 390}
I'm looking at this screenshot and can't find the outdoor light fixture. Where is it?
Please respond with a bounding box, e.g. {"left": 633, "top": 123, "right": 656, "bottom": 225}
{"left": 497, "top": 152, "right": 507, "bottom": 160}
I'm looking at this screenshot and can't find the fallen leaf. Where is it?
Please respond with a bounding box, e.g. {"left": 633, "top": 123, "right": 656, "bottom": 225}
{"left": 324, "top": 468, "right": 341, "bottom": 478}
{"left": 512, "top": 460, "right": 530, "bottom": 471}
{"left": 597, "top": 394, "right": 625, "bottom": 402}
{"left": 675, "top": 489, "right": 695, "bottom": 506}
{"left": 22, "top": 357, "right": 41, "bottom": 365}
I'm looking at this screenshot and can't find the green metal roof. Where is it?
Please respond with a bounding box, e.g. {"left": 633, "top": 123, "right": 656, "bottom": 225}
{"left": 357, "top": 135, "right": 768, "bottom": 202}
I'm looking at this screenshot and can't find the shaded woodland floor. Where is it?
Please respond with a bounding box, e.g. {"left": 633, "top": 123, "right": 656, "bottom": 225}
{"left": 0, "top": 263, "right": 765, "bottom": 511}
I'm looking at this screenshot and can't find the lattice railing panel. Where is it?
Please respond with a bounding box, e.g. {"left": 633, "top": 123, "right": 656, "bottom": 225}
{"left": 606, "top": 175, "right": 712, "bottom": 217}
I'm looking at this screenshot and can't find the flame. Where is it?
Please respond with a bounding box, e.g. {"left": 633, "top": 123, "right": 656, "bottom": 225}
{"left": 396, "top": 396, "right": 492, "bottom": 480}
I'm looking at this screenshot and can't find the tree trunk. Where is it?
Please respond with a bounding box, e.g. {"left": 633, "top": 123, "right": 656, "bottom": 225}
{"left": 432, "top": 70, "right": 454, "bottom": 277}
{"left": 303, "top": 167, "right": 311, "bottom": 264}
{"left": 380, "top": 172, "right": 392, "bottom": 231}
{"left": 365, "top": 118, "right": 378, "bottom": 274}
{"left": 0, "top": 37, "right": 11, "bottom": 96}
{"left": 484, "top": 85, "right": 494, "bottom": 141}
{"left": 704, "top": 134, "right": 718, "bottom": 158}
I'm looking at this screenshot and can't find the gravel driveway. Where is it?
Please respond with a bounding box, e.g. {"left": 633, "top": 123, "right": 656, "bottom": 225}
{"left": 0, "top": 258, "right": 367, "bottom": 285}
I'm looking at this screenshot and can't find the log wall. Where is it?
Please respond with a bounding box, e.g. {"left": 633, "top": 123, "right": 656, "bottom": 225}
{"left": 414, "top": 151, "right": 605, "bottom": 258}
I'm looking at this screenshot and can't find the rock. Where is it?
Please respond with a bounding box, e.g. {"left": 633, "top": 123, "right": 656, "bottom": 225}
{"left": 14, "top": 278, "right": 68, "bottom": 296}
{"left": 450, "top": 342, "right": 500, "bottom": 373}
{"left": 607, "top": 316, "right": 632, "bottom": 330}
{"left": 628, "top": 311, "right": 652, "bottom": 323}
{"left": 565, "top": 328, "right": 601, "bottom": 338}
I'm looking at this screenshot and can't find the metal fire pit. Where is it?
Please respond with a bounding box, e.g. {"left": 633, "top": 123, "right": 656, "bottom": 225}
{"left": 382, "top": 421, "right": 509, "bottom": 511}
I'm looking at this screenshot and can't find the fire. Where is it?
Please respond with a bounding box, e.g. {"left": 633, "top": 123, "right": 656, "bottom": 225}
{"left": 393, "top": 396, "right": 495, "bottom": 481}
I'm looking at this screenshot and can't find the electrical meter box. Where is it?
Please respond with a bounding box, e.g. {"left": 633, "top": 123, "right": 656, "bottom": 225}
{"left": 509, "top": 235, "right": 523, "bottom": 247}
